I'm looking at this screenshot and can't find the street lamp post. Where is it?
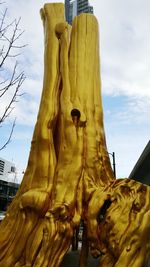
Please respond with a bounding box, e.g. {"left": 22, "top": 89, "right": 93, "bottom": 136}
{"left": 109, "top": 152, "right": 116, "bottom": 178}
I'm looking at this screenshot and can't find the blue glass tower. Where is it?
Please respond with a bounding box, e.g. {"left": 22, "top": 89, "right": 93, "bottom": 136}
{"left": 65, "top": 0, "right": 93, "bottom": 24}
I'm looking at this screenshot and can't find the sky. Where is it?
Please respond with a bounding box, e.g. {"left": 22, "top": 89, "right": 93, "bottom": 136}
{"left": 0, "top": 0, "right": 150, "bottom": 183}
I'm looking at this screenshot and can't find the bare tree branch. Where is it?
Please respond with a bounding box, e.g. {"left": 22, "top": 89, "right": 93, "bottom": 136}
{"left": 0, "top": 9, "right": 14, "bottom": 39}
{"left": 0, "top": 77, "right": 8, "bottom": 86}
{"left": 0, "top": 118, "right": 16, "bottom": 150}
{"left": 0, "top": 3, "right": 26, "bottom": 150}
{"left": 0, "top": 8, "right": 7, "bottom": 34}
{"left": 0, "top": 71, "right": 25, "bottom": 123}
{"left": 0, "top": 62, "right": 25, "bottom": 97}
{"left": 0, "top": 17, "right": 25, "bottom": 67}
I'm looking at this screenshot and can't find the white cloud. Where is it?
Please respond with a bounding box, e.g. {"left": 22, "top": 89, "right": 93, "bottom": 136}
{"left": 104, "top": 95, "right": 150, "bottom": 126}
{"left": 92, "top": 0, "right": 150, "bottom": 98}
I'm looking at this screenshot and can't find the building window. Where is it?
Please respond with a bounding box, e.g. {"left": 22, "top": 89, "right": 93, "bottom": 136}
{"left": 0, "top": 160, "right": 5, "bottom": 174}
{"left": 11, "top": 166, "right": 15, "bottom": 173}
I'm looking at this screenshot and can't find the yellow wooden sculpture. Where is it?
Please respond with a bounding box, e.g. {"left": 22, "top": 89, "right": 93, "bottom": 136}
{"left": 0, "top": 3, "right": 150, "bottom": 267}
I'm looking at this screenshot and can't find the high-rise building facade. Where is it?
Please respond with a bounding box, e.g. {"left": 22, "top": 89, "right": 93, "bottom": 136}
{"left": 77, "top": 0, "right": 93, "bottom": 15}
{"left": 65, "top": 0, "right": 93, "bottom": 24}
{"left": 65, "top": 0, "right": 70, "bottom": 24}
{"left": 0, "top": 157, "right": 19, "bottom": 212}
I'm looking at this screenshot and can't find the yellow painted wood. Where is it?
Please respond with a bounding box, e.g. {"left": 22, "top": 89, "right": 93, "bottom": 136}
{"left": 0, "top": 3, "right": 149, "bottom": 267}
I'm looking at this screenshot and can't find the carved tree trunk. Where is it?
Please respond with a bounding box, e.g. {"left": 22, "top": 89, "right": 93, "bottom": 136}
{"left": 0, "top": 3, "right": 150, "bottom": 267}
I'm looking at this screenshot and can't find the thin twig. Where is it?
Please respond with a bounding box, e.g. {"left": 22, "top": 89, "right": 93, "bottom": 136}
{"left": 0, "top": 118, "right": 16, "bottom": 150}
{"left": 0, "top": 62, "right": 24, "bottom": 97}
{"left": 0, "top": 72, "right": 25, "bottom": 123}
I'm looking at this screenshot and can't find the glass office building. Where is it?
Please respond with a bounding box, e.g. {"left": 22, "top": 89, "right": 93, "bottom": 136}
{"left": 65, "top": 0, "right": 93, "bottom": 24}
